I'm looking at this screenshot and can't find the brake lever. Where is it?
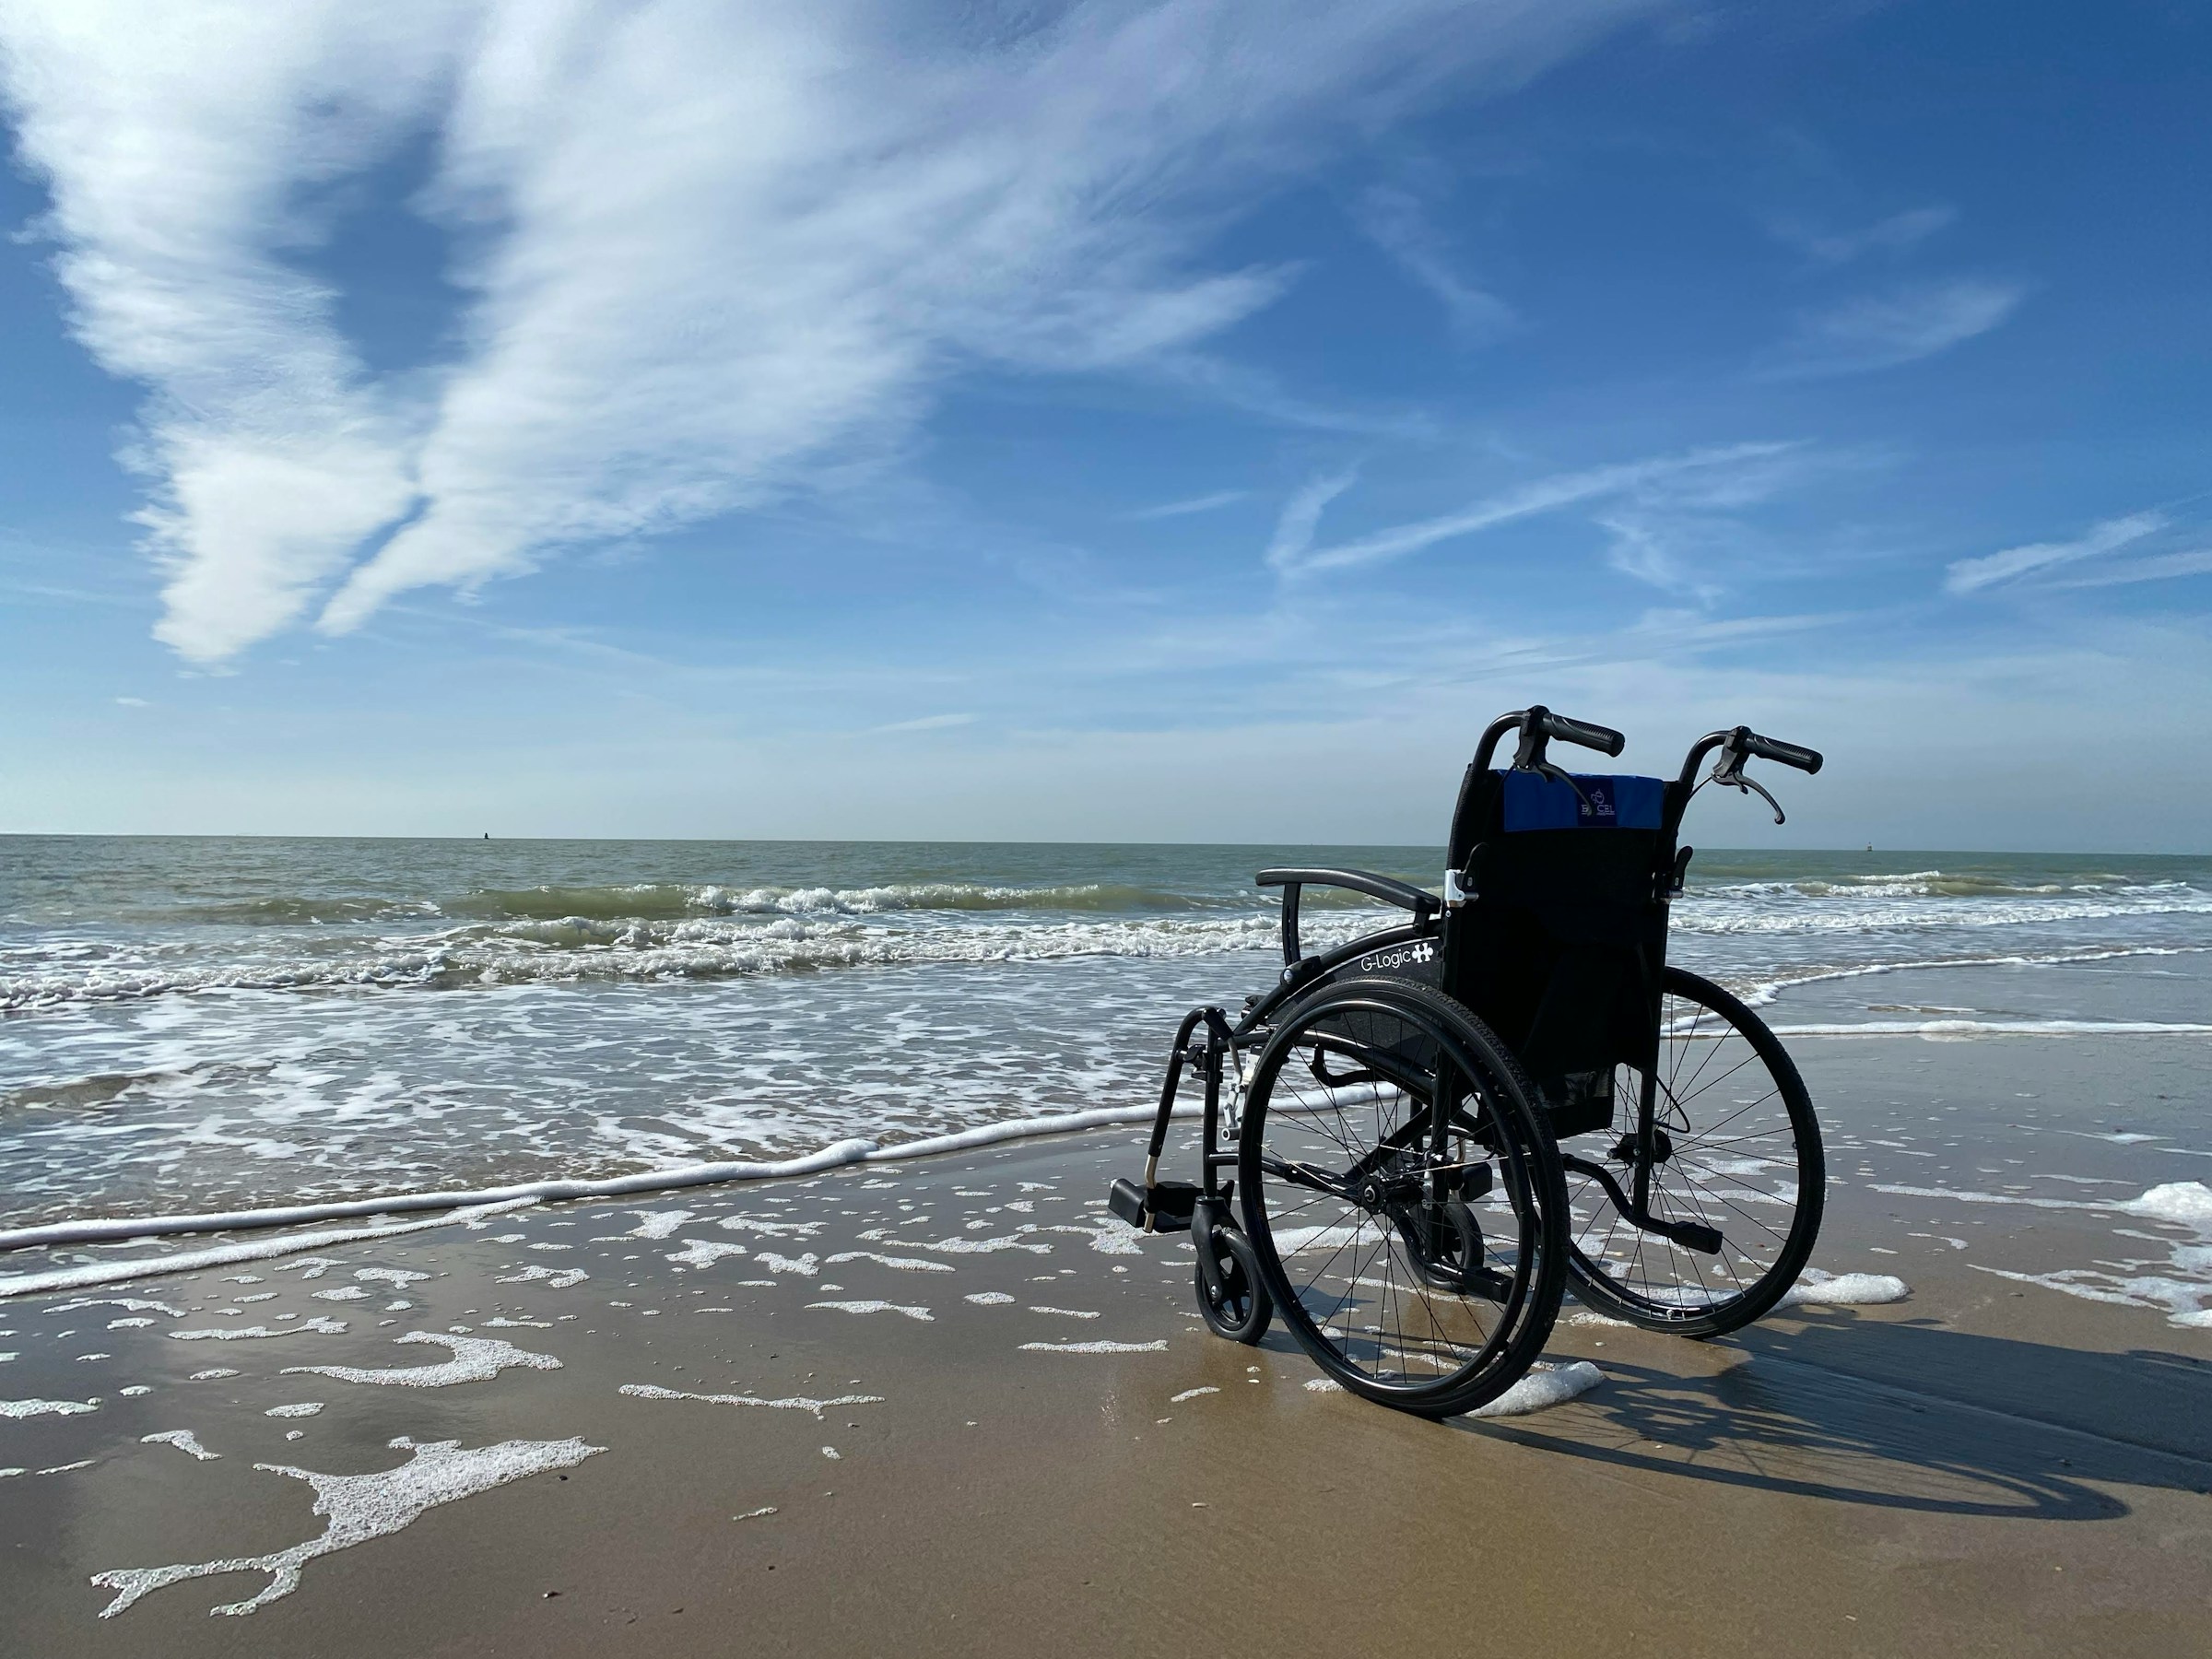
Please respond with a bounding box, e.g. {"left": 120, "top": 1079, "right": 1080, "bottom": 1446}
{"left": 1736, "top": 773, "right": 1785, "bottom": 825}
{"left": 1510, "top": 714, "right": 1594, "bottom": 807}
{"left": 1709, "top": 747, "right": 1785, "bottom": 824}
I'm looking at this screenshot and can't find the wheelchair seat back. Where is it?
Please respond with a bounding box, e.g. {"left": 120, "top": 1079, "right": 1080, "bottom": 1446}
{"left": 1442, "top": 767, "right": 1682, "bottom": 1136}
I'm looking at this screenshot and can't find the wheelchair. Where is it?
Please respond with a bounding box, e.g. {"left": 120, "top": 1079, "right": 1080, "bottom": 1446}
{"left": 1110, "top": 707, "right": 1826, "bottom": 1418}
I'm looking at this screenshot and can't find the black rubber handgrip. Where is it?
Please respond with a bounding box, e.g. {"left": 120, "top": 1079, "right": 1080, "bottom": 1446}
{"left": 1535, "top": 711, "right": 1626, "bottom": 758}
{"left": 1740, "top": 731, "right": 1822, "bottom": 773}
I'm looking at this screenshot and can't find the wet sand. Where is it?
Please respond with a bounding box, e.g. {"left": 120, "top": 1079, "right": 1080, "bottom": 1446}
{"left": 3, "top": 1031, "right": 2209, "bottom": 1657}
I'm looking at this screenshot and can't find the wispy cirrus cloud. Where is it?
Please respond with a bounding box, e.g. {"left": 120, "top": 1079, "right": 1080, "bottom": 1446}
{"left": 0, "top": 0, "right": 1664, "bottom": 663}
{"left": 1264, "top": 467, "right": 1362, "bottom": 571}
{"left": 1596, "top": 516, "right": 1725, "bottom": 605}
{"left": 0, "top": 1, "right": 464, "bottom": 662}
{"left": 1945, "top": 512, "right": 2166, "bottom": 594}
{"left": 1124, "top": 489, "right": 1249, "bottom": 522}
{"left": 1352, "top": 183, "right": 1516, "bottom": 343}
{"left": 873, "top": 712, "right": 976, "bottom": 734}
{"left": 1772, "top": 204, "right": 1957, "bottom": 265}
{"left": 1271, "top": 441, "right": 1798, "bottom": 575}
{"left": 2050, "top": 547, "right": 2212, "bottom": 589}
{"left": 1768, "top": 276, "right": 2026, "bottom": 379}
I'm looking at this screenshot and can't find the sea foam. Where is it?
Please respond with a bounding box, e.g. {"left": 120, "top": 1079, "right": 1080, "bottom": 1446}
{"left": 1774, "top": 1269, "right": 1911, "bottom": 1310}
{"left": 91, "top": 1436, "right": 603, "bottom": 1618}
{"left": 2, "top": 1397, "right": 98, "bottom": 1418}
{"left": 806, "top": 1300, "right": 934, "bottom": 1321}
{"left": 618, "top": 1382, "right": 882, "bottom": 1418}
{"left": 1470, "top": 1360, "right": 1606, "bottom": 1418}
{"left": 281, "top": 1332, "right": 559, "bottom": 1388}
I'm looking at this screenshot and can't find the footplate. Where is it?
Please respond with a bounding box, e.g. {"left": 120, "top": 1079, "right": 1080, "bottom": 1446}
{"left": 1559, "top": 1153, "right": 1724, "bottom": 1255}
{"left": 1108, "top": 1176, "right": 1198, "bottom": 1234}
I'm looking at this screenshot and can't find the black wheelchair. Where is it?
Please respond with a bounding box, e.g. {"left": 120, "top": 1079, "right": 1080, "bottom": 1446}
{"left": 1111, "top": 707, "right": 1827, "bottom": 1418}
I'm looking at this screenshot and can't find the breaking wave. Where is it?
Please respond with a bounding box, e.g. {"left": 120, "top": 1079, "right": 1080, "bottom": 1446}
{"left": 5, "top": 844, "right": 2206, "bottom": 1015}
{"left": 1674, "top": 877, "right": 2212, "bottom": 937}
{"left": 1, "top": 910, "right": 1395, "bottom": 1011}
{"left": 163, "top": 880, "right": 1228, "bottom": 926}
{"left": 4, "top": 837, "right": 2208, "bottom": 1233}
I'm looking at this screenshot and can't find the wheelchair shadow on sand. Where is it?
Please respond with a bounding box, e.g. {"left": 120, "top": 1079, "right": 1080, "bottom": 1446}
{"left": 1446, "top": 1306, "right": 2212, "bottom": 1522}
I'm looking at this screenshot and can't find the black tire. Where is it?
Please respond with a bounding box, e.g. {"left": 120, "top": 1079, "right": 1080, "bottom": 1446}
{"left": 1194, "top": 1207, "right": 1272, "bottom": 1344}
{"left": 1237, "top": 978, "right": 1568, "bottom": 1418}
{"left": 1564, "top": 967, "right": 1824, "bottom": 1337}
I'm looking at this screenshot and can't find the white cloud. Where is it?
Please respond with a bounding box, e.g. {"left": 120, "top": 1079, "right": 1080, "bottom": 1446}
{"left": 1353, "top": 183, "right": 1515, "bottom": 343}
{"left": 1945, "top": 512, "right": 2165, "bottom": 595}
{"left": 1776, "top": 205, "right": 1956, "bottom": 265}
{"left": 1280, "top": 441, "right": 1796, "bottom": 574}
{"left": 0, "top": 0, "right": 1662, "bottom": 662}
{"left": 1264, "top": 467, "right": 1361, "bottom": 571}
{"left": 1597, "top": 515, "right": 1724, "bottom": 604}
{"left": 872, "top": 712, "right": 975, "bottom": 734}
{"left": 0, "top": 1, "right": 465, "bottom": 662}
{"left": 1124, "top": 489, "right": 1249, "bottom": 521}
{"left": 1772, "top": 276, "right": 2025, "bottom": 377}
{"left": 2051, "top": 547, "right": 2212, "bottom": 589}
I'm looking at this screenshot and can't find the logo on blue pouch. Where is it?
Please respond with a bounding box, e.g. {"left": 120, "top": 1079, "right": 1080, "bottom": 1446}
{"left": 1500, "top": 770, "right": 1661, "bottom": 831}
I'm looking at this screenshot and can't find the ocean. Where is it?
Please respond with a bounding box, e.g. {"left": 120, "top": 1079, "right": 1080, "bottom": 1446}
{"left": 3, "top": 836, "right": 2207, "bottom": 1230}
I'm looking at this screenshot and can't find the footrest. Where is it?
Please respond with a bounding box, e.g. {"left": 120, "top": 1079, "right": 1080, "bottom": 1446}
{"left": 1648, "top": 1218, "right": 1724, "bottom": 1255}
{"left": 1107, "top": 1177, "right": 1198, "bottom": 1234}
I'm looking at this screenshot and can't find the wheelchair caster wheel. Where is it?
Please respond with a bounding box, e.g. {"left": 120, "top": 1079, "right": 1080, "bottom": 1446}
{"left": 1193, "top": 1200, "right": 1272, "bottom": 1345}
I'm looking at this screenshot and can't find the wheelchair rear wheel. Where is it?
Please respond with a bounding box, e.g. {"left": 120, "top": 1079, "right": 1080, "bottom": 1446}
{"left": 1238, "top": 978, "right": 1568, "bottom": 1418}
{"left": 1564, "top": 967, "right": 1824, "bottom": 1336}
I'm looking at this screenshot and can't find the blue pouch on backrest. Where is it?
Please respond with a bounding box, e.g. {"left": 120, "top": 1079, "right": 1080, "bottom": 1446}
{"left": 1499, "top": 771, "right": 1665, "bottom": 832}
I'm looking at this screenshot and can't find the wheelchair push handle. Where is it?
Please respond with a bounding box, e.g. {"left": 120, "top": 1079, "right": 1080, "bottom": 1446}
{"left": 1472, "top": 704, "right": 1627, "bottom": 771}
{"left": 1672, "top": 724, "right": 1823, "bottom": 827}
{"left": 1676, "top": 724, "right": 1822, "bottom": 786}
{"left": 1736, "top": 730, "right": 1822, "bottom": 774}
{"left": 1533, "top": 709, "right": 1627, "bottom": 759}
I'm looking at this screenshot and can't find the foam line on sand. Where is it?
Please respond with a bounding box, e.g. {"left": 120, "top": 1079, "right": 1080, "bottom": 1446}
{"left": 1768, "top": 1018, "right": 2212, "bottom": 1039}
{"left": 0, "top": 1200, "right": 535, "bottom": 1301}
{"left": 0, "top": 1104, "right": 1189, "bottom": 1264}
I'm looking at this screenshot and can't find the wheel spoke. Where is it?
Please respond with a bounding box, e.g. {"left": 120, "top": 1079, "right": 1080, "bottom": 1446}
{"left": 1566, "top": 970, "right": 1819, "bottom": 1328}
{"left": 1245, "top": 987, "right": 1557, "bottom": 1406}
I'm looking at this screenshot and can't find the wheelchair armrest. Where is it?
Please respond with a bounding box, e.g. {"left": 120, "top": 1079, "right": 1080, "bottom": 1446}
{"left": 1256, "top": 867, "right": 1441, "bottom": 916}
{"left": 1254, "top": 868, "right": 1441, "bottom": 967}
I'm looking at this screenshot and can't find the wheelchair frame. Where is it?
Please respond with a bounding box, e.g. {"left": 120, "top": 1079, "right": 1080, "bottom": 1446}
{"left": 1110, "top": 705, "right": 1825, "bottom": 1412}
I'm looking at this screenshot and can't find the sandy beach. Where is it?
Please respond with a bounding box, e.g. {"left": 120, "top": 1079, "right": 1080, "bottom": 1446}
{"left": 2, "top": 1028, "right": 2207, "bottom": 1657}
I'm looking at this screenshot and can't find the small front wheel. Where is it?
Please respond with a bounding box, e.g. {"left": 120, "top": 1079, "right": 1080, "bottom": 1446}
{"left": 1194, "top": 1206, "right": 1272, "bottom": 1344}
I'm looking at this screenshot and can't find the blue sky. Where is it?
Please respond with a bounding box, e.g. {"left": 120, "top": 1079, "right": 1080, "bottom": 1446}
{"left": 2, "top": 1, "right": 2207, "bottom": 849}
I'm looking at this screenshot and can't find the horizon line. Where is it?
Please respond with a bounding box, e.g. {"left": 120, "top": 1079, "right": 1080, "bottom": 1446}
{"left": 0, "top": 831, "right": 2203, "bottom": 858}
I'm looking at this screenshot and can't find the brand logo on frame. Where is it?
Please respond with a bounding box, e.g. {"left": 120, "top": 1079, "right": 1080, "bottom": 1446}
{"left": 1356, "top": 940, "right": 1436, "bottom": 974}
